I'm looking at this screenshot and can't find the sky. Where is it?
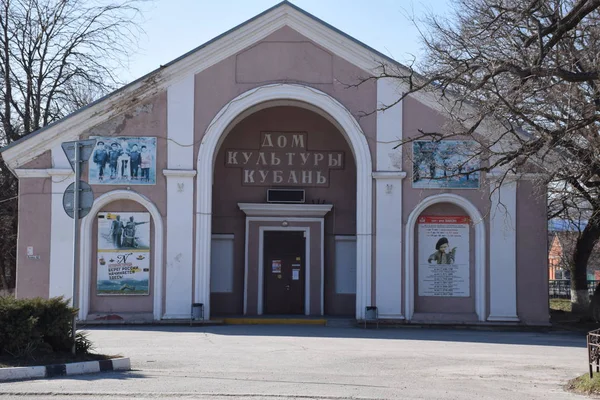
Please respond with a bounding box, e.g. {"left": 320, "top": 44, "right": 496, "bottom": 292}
{"left": 119, "top": 0, "right": 453, "bottom": 83}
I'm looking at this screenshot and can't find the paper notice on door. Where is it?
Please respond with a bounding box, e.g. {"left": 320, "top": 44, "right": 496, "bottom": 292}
{"left": 292, "top": 269, "right": 300, "bottom": 280}
{"left": 292, "top": 263, "right": 300, "bottom": 267}
{"left": 272, "top": 260, "right": 282, "bottom": 273}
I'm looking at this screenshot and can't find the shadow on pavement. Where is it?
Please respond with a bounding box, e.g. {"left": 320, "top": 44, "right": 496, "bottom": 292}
{"left": 82, "top": 324, "right": 587, "bottom": 348}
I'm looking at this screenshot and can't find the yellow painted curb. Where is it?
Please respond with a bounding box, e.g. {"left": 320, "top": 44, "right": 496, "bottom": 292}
{"left": 222, "top": 318, "right": 327, "bottom": 325}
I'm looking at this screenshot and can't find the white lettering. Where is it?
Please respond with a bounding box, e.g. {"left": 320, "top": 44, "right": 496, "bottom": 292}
{"left": 291, "top": 134, "right": 305, "bottom": 148}
{"left": 277, "top": 135, "right": 287, "bottom": 148}
{"left": 270, "top": 153, "right": 281, "bottom": 166}
{"left": 273, "top": 170, "right": 283, "bottom": 183}
{"left": 262, "top": 134, "right": 274, "bottom": 148}
{"left": 302, "top": 170, "right": 313, "bottom": 184}
{"left": 314, "top": 153, "right": 324, "bottom": 166}
{"left": 259, "top": 170, "right": 269, "bottom": 183}
{"left": 286, "top": 152, "right": 295, "bottom": 165}
{"left": 288, "top": 171, "right": 298, "bottom": 184}
{"left": 256, "top": 152, "right": 268, "bottom": 165}
{"left": 316, "top": 171, "right": 327, "bottom": 185}
{"left": 227, "top": 151, "right": 238, "bottom": 165}
{"left": 242, "top": 152, "right": 252, "bottom": 164}
{"left": 243, "top": 170, "right": 255, "bottom": 184}
{"left": 300, "top": 153, "right": 310, "bottom": 166}
{"left": 328, "top": 153, "right": 342, "bottom": 168}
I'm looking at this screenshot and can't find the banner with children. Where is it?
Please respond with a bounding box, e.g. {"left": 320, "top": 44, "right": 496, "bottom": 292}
{"left": 417, "top": 216, "right": 470, "bottom": 297}
{"left": 97, "top": 212, "right": 151, "bottom": 295}
{"left": 89, "top": 137, "right": 156, "bottom": 185}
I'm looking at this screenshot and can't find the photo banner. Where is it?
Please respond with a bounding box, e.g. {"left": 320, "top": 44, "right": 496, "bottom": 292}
{"left": 97, "top": 212, "right": 151, "bottom": 295}
{"left": 417, "top": 216, "right": 470, "bottom": 297}
{"left": 412, "top": 140, "right": 480, "bottom": 189}
{"left": 89, "top": 137, "right": 157, "bottom": 185}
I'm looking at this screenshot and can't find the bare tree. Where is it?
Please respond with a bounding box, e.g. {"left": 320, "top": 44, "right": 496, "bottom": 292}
{"left": 0, "top": 0, "right": 146, "bottom": 290}
{"left": 362, "top": 0, "right": 600, "bottom": 314}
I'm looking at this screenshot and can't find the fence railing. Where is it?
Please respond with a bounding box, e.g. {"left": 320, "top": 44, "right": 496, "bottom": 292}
{"left": 549, "top": 280, "right": 599, "bottom": 299}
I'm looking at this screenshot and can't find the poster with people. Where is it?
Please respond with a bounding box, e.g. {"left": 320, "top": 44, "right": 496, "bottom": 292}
{"left": 412, "top": 140, "right": 480, "bottom": 189}
{"left": 89, "top": 137, "right": 156, "bottom": 185}
{"left": 97, "top": 212, "right": 151, "bottom": 295}
{"left": 417, "top": 216, "right": 470, "bottom": 297}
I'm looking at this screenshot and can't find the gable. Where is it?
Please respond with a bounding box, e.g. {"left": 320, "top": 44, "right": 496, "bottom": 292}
{"left": 0, "top": 1, "right": 401, "bottom": 173}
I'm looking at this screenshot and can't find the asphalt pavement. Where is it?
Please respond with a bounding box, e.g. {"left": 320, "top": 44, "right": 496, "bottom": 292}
{"left": 0, "top": 325, "right": 590, "bottom": 399}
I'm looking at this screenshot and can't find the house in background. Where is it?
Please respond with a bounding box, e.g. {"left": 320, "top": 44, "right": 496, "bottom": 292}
{"left": 548, "top": 219, "right": 600, "bottom": 281}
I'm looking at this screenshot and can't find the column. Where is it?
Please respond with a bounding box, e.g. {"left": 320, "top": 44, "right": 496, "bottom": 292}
{"left": 48, "top": 146, "right": 75, "bottom": 302}
{"left": 163, "top": 74, "right": 196, "bottom": 319}
{"left": 373, "top": 77, "right": 405, "bottom": 319}
{"left": 488, "top": 178, "right": 519, "bottom": 321}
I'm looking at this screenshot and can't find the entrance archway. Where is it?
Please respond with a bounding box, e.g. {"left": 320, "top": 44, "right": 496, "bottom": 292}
{"left": 195, "top": 83, "right": 373, "bottom": 319}
{"left": 404, "top": 193, "right": 486, "bottom": 321}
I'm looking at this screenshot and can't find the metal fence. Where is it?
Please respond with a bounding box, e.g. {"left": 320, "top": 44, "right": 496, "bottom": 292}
{"left": 549, "top": 280, "right": 599, "bottom": 298}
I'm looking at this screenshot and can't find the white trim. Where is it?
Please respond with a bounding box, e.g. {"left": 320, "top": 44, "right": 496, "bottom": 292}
{"left": 79, "top": 190, "right": 164, "bottom": 321}
{"left": 167, "top": 75, "right": 195, "bottom": 170}
{"left": 238, "top": 203, "right": 332, "bottom": 218}
{"left": 162, "top": 169, "right": 197, "bottom": 177}
{"left": 196, "top": 84, "right": 373, "bottom": 320}
{"left": 372, "top": 171, "right": 407, "bottom": 180}
{"left": 404, "top": 193, "right": 486, "bottom": 322}
{"left": 376, "top": 78, "right": 403, "bottom": 171}
{"left": 488, "top": 181, "right": 519, "bottom": 322}
{"left": 258, "top": 226, "right": 311, "bottom": 316}
{"left": 2, "top": 3, "right": 394, "bottom": 173}
{"left": 14, "top": 169, "right": 50, "bottom": 178}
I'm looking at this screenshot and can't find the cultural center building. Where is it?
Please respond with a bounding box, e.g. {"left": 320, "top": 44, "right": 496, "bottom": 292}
{"left": 0, "top": 2, "right": 549, "bottom": 325}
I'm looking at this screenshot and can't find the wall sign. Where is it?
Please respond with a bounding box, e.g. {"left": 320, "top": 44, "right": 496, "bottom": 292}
{"left": 418, "top": 216, "right": 470, "bottom": 297}
{"left": 225, "top": 132, "right": 344, "bottom": 187}
{"left": 89, "top": 137, "right": 157, "bottom": 185}
{"left": 412, "top": 140, "right": 480, "bottom": 189}
{"left": 97, "top": 212, "right": 151, "bottom": 295}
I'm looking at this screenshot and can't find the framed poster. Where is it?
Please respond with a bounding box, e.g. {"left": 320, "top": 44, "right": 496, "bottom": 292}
{"left": 412, "top": 140, "right": 480, "bottom": 189}
{"left": 89, "top": 137, "right": 157, "bottom": 185}
{"left": 97, "top": 212, "right": 151, "bottom": 295}
{"left": 417, "top": 216, "right": 470, "bottom": 297}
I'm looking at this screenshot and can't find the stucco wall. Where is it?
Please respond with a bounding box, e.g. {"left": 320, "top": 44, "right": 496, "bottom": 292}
{"left": 16, "top": 178, "right": 51, "bottom": 299}
{"left": 516, "top": 180, "right": 549, "bottom": 324}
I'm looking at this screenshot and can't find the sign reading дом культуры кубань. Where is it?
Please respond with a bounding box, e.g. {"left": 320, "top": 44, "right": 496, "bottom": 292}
{"left": 97, "top": 212, "right": 151, "bottom": 295}
{"left": 418, "top": 216, "right": 470, "bottom": 297}
{"left": 89, "top": 137, "right": 156, "bottom": 185}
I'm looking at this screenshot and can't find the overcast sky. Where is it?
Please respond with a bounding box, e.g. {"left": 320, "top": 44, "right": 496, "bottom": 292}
{"left": 120, "top": 0, "right": 453, "bottom": 83}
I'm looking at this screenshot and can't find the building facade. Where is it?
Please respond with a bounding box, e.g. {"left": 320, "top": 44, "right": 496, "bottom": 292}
{"left": 0, "top": 2, "right": 549, "bottom": 325}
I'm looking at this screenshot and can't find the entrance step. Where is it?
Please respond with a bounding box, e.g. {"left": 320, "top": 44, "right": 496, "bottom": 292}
{"left": 325, "top": 318, "right": 357, "bottom": 327}
{"left": 222, "top": 317, "right": 327, "bottom": 325}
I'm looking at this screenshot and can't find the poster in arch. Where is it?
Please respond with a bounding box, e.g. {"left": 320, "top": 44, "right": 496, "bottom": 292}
{"left": 418, "top": 216, "right": 470, "bottom": 297}
{"left": 96, "top": 212, "right": 151, "bottom": 295}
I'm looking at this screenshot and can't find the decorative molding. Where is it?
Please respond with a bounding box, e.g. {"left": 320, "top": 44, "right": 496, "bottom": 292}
{"left": 196, "top": 83, "right": 373, "bottom": 320}
{"left": 79, "top": 190, "right": 164, "bottom": 321}
{"left": 238, "top": 203, "right": 332, "bottom": 218}
{"left": 14, "top": 168, "right": 74, "bottom": 178}
{"left": 162, "top": 169, "right": 197, "bottom": 177}
{"left": 372, "top": 171, "right": 407, "bottom": 180}
{"left": 47, "top": 168, "right": 74, "bottom": 177}
{"left": 404, "top": 193, "right": 486, "bottom": 322}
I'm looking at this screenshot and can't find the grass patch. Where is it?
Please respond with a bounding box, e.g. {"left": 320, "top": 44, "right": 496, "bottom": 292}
{"left": 0, "top": 352, "right": 119, "bottom": 368}
{"left": 550, "top": 298, "right": 572, "bottom": 312}
{"left": 567, "top": 373, "right": 600, "bottom": 395}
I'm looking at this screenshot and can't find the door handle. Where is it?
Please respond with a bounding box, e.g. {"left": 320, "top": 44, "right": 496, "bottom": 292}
{"left": 285, "top": 284, "right": 290, "bottom": 291}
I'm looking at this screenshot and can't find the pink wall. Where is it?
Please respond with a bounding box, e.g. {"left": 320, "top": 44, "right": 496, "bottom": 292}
{"left": 516, "top": 180, "right": 549, "bottom": 324}
{"left": 16, "top": 178, "right": 51, "bottom": 299}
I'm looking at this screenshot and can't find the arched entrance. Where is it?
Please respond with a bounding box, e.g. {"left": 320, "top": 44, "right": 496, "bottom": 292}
{"left": 195, "top": 84, "right": 373, "bottom": 320}
{"left": 78, "top": 190, "right": 164, "bottom": 321}
{"left": 404, "top": 193, "right": 486, "bottom": 321}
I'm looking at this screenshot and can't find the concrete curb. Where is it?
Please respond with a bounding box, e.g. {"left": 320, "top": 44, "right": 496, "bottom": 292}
{"left": 0, "top": 357, "right": 130, "bottom": 382}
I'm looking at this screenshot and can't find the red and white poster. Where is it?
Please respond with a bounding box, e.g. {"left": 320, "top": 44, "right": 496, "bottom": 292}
{"left": 417, "top": 216, "right": 470, "bottom": 297}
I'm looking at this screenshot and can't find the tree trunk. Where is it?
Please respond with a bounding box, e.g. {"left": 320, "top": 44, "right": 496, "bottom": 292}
{"left": 571, "top": 210, "right": 600, "bottom": 315}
